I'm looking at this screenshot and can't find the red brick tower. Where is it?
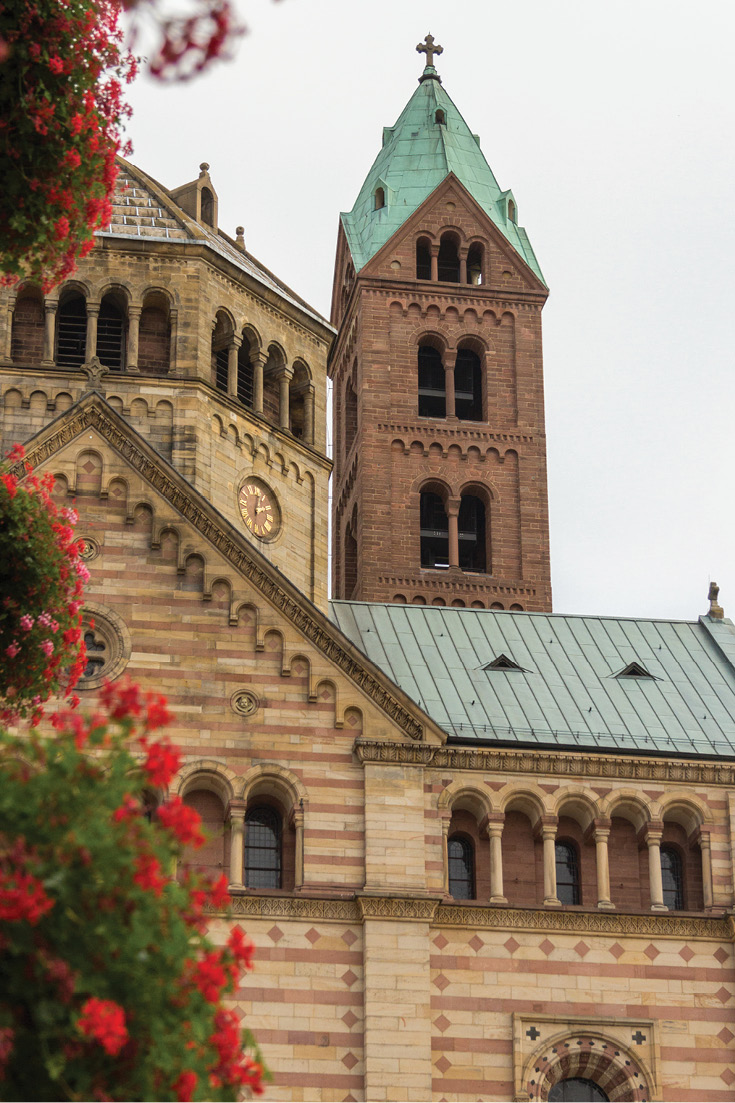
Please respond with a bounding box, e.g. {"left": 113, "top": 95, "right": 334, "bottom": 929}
{"left": 330, "top": 39, "right": 552, "bottom": 612}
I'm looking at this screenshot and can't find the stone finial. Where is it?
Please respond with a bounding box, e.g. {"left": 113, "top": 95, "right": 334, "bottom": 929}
{"left": 199, "top": 162, "right": 210, "bottom": 176}
{"left": 708, "top": 581, "right": 724, "bottom": 620}
{"left": 235, "top": 226, "right": 246, "bottom": 252}
{"left": 81, "top": 357, "right": 109, "bottom": 391}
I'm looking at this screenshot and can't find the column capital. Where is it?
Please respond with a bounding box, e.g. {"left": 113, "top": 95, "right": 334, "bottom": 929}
{"left": 86, "top": 302, "right": 100, "bottom": 317}
{"left": 44, "top": 300, "right": 58, "bottom": 315}
{"left": 275, "top": 364, "right": 294, "bottom": 382}
{"left": 695, "top": 825, "right": 712, "bottom": 849}
{"left": 643, "top": 822, "right": 664, "bottom": 846}
{"left": 446, "top": 496, "right": 461, "bottom": 516}
{"left": 484, "top": 812, "right": 505, "bottom": 838}
{"left": 254, "top": 350, "right": 269, "bottom": 367}
{"left": 227, "top": 798, "right": 247, "bottom": 822}
{"left": 128, "top": 305, "right": 142, "bottom": 318}
{"left": 430, "top": 243, "right": 440, "bottom": 256}
{"left": 592, "top": 818, "right": 611, "bottom": 841}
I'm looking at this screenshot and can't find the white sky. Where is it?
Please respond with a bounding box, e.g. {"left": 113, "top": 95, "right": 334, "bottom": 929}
{"left": 124, "top": 0, "right": 735, "bottom": 622}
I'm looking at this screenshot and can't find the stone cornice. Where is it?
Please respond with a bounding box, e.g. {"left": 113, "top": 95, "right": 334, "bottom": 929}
{"left": 354, "top": 738, "right": 735, "bottom": 786}
{"left": 210, "top": 893, "right": 731, "bottom": 940}
{"left": 14, "top": 396, "right": 433, "bottom": 744}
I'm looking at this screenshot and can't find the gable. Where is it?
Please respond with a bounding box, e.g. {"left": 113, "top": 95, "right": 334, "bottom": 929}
{"left": 15, "top": 395, "right": 444, "bottom": 747}
{"left": 356, "top": 175, "right": 547, "bottom": 295}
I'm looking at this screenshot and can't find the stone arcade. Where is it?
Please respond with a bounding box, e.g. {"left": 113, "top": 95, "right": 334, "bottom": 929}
{"left": 2, "top": 41, "right": 734, "bottom": 1103}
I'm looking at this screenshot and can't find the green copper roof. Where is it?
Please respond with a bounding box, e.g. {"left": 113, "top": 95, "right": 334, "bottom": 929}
{"left": 341, "top": 71, "right": 545, "bottom": 284}
{"left": 330, "top": 602, "right": 735, "bottom": 758}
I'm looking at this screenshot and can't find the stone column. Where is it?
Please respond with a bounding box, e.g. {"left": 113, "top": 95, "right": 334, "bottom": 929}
{"left": 441, "top": 814, "right": 450, "bottom": 894}
{"left": 127, "top": 306, "right": 141, "bottom": 372}
{"left": 487, "top": 814, "right": 506, "bottom": 903}
{"left": 698, "top": 827, "right": 714, "bottom": 909}
{"left": 430, "top": 245, "right": 439, "bottom": 283}
{"left": 541, "top": 818, "right": 561, "bottom": 906}
{"left": 303, "top": 385, "right": 315, "bottom": 444}
{"left": 292, "top": 807, "right": 304, "bottom": 890}
{"left": 227, "top": 336, "right": 241, "bottom": 397}
{"left": 41, "top": 301, "right": 58, "bottom": 364}
{"left": 278, "top": 366, "right": 294, "bottom": 431}
{"left": 253, "top": 352, "right": 267, "bottom": 414}
{"left": 593, "top": 819, "right": 614, "bottom": 908}
{"left": 227, "top": 799, "right": 246, "bottom": 888}
{"left": 459, "top": 250, "right": 468, "bottom": 285}
{"left": 85, "top": 303, "right": 99, "bottom": 362}
{"left": 444, "top": 349, "right": 456, "bottom": 419}
{"left": 2, "top": 300, "right": 13, "bottom": 361}
{"left": 168, "top": 308, "right": 178, "bottom": 374}
{"left": 645, "top": 823, "right": 667, "bottom": 910}
{"left": 446, "top": 496, "right": 461, "bottom": 570}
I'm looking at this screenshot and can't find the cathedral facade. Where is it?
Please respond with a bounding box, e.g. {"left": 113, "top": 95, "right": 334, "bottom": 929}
{"left": 1, "top": 42, "right": 734, "bottom": 1103}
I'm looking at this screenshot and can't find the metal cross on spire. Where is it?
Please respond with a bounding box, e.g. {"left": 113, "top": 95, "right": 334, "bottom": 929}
{"left": 416, "top": 33, "right": 443, "bottom": 70}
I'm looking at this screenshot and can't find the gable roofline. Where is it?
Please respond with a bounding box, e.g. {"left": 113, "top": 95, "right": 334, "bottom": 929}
{"left": 97, "top": 158, "right": 335, "bottom": 340}
{"left": 13, "top": 394, "right": 444, "bottom": 746}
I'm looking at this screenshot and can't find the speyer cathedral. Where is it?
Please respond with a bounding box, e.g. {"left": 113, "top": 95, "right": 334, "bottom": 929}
{"left": 2, "top": 37, "right": 735, "bottom": 1103}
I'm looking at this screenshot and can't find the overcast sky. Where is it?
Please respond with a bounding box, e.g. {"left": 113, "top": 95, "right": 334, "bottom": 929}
{"left": 124, "top": 0, "right": 735, "bottom": 622}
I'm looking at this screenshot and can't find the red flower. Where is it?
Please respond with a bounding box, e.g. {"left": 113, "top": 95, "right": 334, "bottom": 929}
{"left": 145, "top": 694, "right": 172, "bottom": 730}
{"left": 157, "top": 796, "right": 205, "bottom": 847}
{"left": 77, "top": 997, "right": 128, "bottom": 1055}
{"left": 133, "top": 852, "right": 166, "bottom": 896}
{"left": 172, "top": 1070, "right": 197, "bottom": 1101}
{"left": 112, "top": 793, "right": 140, "bottom": 823}
{"left": 0, "top": 868, "right": 54, "bottom": 924}
{"left": 139, "top": 736, "right": 181, "bottom": 788}
{"left": 227, "top": 926, "right": 254, "bottom": 970}
{"left": 209, "top": 873, "right": 229, "bottom": 909}
{"left": 190, "top": 951, "right": 227, "bottom": 1002}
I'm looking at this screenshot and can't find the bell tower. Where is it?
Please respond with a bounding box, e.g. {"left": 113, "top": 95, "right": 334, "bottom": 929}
{"left": 330, "top": 38, "right": 552, "bottom": 612}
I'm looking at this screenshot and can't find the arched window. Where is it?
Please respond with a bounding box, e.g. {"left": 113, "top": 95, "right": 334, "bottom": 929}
{"left": 11, "top": 288, "right": 44, "bottom": 364}
{"left": 96, "top": 293, "right": 126, "bottom": 370}
{"left": 458, "top": 493, "right": 486, "bottom": 572}
{"left": 56, "top": 292, "right": 87, "bottom": 368}
{"left": 661, "top": 846, "right": 684, "bottom": 910}
{"left": 180, "top": 789, "right": 227, "bottom": 882}
{"left": 289, "top": 361, "right": 311, "bottom": 440}
{"left": 211, "top": 312, "right": 232, "bottom": 393}
{"left": 201, "top": 187, "right": 215, "bottom": 227}
{"left": 244, "top": 805, "right": 282, "bottom": 889}
{"left": 344, "top": 515, "right": 358, "bottom": 598}
{"left": 237, "top": 337, "right": 254, "bottom": 407}
{"left": 420, "top": 492, "right": 448, "bottom": 569}
{"left": 548, "top": 1078, "right": 609, "bottom": 1102}
{"left": 374, "top": 187, "right": 385, "bottom": 210}
{"left": 454, "top": 348, "right": 483, "bottom": 420}
{"left": 448, "top": 835, "right": 475, "bottom": 899}
{"left": 555, "top": 841, "right": 580, "bottom": 905}
{"left": 435, "top": 109, "right": 446, "bottom": 125}
{"left": 138, "top": 296, "right": 170, "bottom": 375}
{"left": 508, "top": 199, "right": 516, "bottom": 223}
{"left": 437, "top": 232, "right": 460, "bottom": 283}
{"left": 418, "top": 345, "right": 445, "bottom": 418}
{"left": 466, "top": 242, "right": 483, "bottom": 285}
{"left": 345, "top": 376, "right": 358, "bottom": 455}
{"left": 416, "top": 238, "right": 431, "bottom": 280}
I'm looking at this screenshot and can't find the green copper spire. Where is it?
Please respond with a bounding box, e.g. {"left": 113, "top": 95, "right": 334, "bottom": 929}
{"left": 340, "top": 39, "right": 545, "bottom": 284}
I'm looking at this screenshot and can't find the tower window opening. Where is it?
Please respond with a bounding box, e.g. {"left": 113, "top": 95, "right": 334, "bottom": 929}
{"left": 508, "top": 199, "right": 516, "bottom": 223}
{"left": 96, "top": 295, "right": 126, "bottom": 370}
{"left": 416, "top": 238, "right": 431, "bottom": 280}
{"left": 467, "top": 242, "right": 483, "bottom": 285}
{"left": 345, "top": 377, "right": 358, "bottom": 455}
{"left": 11, "top": 289, "right": 44, "bottom": 364}
{"left": 244, "top": 805, "right": 281, "bottom": 889}
{"left": 548, "top": 1079, "right": 609, "bottom": 1102}
{"left": 458, "top": 493, "right": 486, "bottom": 572}
{"left": 201, "top": 186, "right": 215, "bottom": 227}
{"left": 214, "top": 348, "right": 228, "bottom": 392}
{"left": 418, "top": 345, "right": 445, "bottom": 418}
{"left": 448, "top": 835, "right": 474, "bottom": 899}
{"left": 344, "top": 518, "right": 358, "bottom": 598}
{"left": 454, "top": 348, "right": 483, "bottom": 421}
{"left": 555, "top": 841, "right": 580, "bottom": 905}
{"left": 374, "top": 187, "right": 385, "bottom": 210}
{"left": 56, "top": 293, "right": 87, "bottom": 369}
{"left": 435, "top": 109, "right": 446, "bottom": 125}
{"left": 420, "top": 492, "right": 449, "bottom": 569}
{"left": 138, "top": 304, "right": 170, "bottom": 375}
{"left": 661, "top": 846, "right": 684, "bottom": 910}
{"left": 237, "top": 339, "right": 254, "bottom": 408}
{"left": 437, "top": 232, "right": 460, "bottom": 283}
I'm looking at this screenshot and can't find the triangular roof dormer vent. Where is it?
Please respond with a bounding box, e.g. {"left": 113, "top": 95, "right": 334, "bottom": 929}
{"left": 614, "top": 661, "right": 656, "bottom": 680}
{"left": 483, "top": 654, "right": 527, "bottom": 672}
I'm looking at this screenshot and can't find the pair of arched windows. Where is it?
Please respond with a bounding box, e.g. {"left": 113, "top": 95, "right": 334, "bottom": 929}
{"left": 418, "top": 345, "right": 483, "bottom": 420}
{"left": 415, "top": 234, "right": 484, "bottom": 285}
{"left": 420, "top": 490, "right": 487, "bottom": 572}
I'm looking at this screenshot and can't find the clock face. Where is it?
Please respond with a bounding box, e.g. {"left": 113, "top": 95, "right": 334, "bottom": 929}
{"left": 238, "top": 480, "right": 280, "bottom": 540}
